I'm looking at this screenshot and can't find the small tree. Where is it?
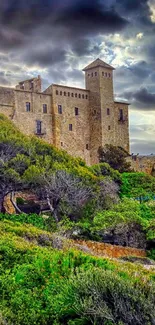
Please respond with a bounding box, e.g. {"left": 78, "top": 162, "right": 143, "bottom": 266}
{"left": 35, "top": 169, "right": 93, "bottom": 223}
{"left": 0, "top": 141, "right": 31, "bottom": 212}
{"left": 98, "top": 144, "right": 131, "bottom": 173}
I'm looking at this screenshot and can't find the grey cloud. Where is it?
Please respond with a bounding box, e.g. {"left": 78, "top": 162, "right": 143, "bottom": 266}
{"left": 123, "top": 88, "right": 155, "bottom": 110}
{"left": 130, "top": 139, "right": 155, "bottom": 155}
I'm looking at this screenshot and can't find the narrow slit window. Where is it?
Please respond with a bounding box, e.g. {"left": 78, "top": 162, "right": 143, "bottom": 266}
{"left": 95, "top": 72, "right": 97, "bottom": 76}
{"left": 26, "top": 102, "right": 31, "bottom": 112}
{"left": 43, "top": 104, "right": 47, "bottom": 114}
{"left": 75, "top": 107, "right": 79, "bottom": 116}
{"left": 71, "top": 93, "right": 74, "bottom": 97}
{"left": 69, "top": 124, "right": 72, "bottom": 131}
{"left": 68, "top": 92, "right": 70, "bottom": 97}
{"left": 56, "top": 90, "right": 59, "bottom": 95}
{"left": 64, "top": 91, "right": 66, "bottom": 96}
{"left": 75, "top": 93, "right": 77, "bottom": 98}
{"left": 60, "top": 91, "right": 62, "bottom": 96}
{"left": 36, "top": 120, "right": 42, "bottom": 134}
{"left": 119, "top": 109, "right": 123, "bottom": 120}
{"left": 79, "top": 94, "right": 81, "bottom": 99}
{"left": 86, "top": 95, "right": 88, "bottom": 99}
{"left": 86, "top": 144, "right": 89, "bottom": 150}
{"left": 107, "top": 108, "right": 110, "bottom": 115}
{"left": 58, "top": 105, "right": 62, "bottom": 114}
{"left": 108, "top": 125, "right": 111, "bottom": 130}
{"left": 82, "top": 94, "right": 84, "bottom": 99}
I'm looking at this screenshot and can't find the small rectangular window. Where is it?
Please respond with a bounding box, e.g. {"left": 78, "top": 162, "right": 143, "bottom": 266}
{"left": 71, "top": 93, "right": 74, "bottom": 97}
{"left": 61, "top": 142, "right": 63, "bottom": 147}
{"left": 68, "top": 92, "right": 70, "bottom": 97}
{"left": 43, "top": 104, "right": 47, "bottom": 114}
{"left": 75, "top": 107, "right": 79, "bottom": 116}
{"left": 105, "top": 72, "right": 107, "bottom": 77}
{"left": 60, "top": 91, "right": 62, "bottom": 96}
{"left": 108, "top": 73, "right": 111, "bottom": 77}
{"left": 82, "top": 94, "right": 84, "bottom": 99}
{"left": 26, "top": 102, "right": 31, "bottom": 112}
{"left": 36, "top": 120, "right": 42, "bottom": 134}
{"left": 86, "top": 95, "right": 88, "bottom": 99}
{"left": 119, "top": 109, "right": 123, "bottom": 120}
{"left": 86, "top": 144, "right": 89, "bottom": 150}
{"left": 75, "top": 93, "right": 77, "bottom": 98}
{"left": 107, "top": 108, "right": 110, "bottom": 115}
{"left": 108, "top": 125, "right": 111, "bottom": 130}
{"left": 56, "top": 90, "right": 59, "bottom": 95}
{"left": 69, "top": 124, "right": 72, "bottom": 131}
{"left": 95, "top": 72, "right": 97, "bottom": 76}
{"left": 91, "top": 72, "right": 93, "bottom": 77}
{"left": 79, "top": 94, "right": 81, "bottom": 99}
{"left": 64, "top": 91, "right": 66, "bottom": 96}
{"left": 102, "top": 72, "right": 104, "bottom": 76}
{"left": 58, "top": 105, "right": 62, "bottom": 114}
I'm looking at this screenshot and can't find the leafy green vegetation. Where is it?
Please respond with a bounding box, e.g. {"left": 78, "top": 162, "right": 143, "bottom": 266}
{"left": 0, "top": 218, "right": 155, "bottom": 325}
{"left": 121, "top": 172, "right": 155, "bottom": 202}
{"left": 1, "top": 114, "right": 155, "bottom": 324}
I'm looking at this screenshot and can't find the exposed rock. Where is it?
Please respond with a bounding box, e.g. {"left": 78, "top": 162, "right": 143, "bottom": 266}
{"left": 38, "top": 234, "right": 52, "bottom": 246}
{"left": 120, "top": 256, "right": 155, "bottom": 265}
{"left": 52, "top": 235, "right": 64, "bottom": 250}
{"left": 98, "top": 222, "right": 146, "bottom": 249}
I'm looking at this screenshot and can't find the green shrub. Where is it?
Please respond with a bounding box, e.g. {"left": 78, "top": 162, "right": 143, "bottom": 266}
{"left": 58, "top": 268, "right": 155, "bottom": 325}
{"left": 0, "top": 213, "right": 56, "bottom": 232}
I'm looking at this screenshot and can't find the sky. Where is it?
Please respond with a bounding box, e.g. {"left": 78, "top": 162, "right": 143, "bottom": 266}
{"left": 0, "top": 0, "right": 155, "bottom": 155}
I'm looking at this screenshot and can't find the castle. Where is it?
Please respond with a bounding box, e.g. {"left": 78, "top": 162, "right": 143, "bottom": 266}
{"left": 0, "top": 58, "right": 129, "bottom": 165}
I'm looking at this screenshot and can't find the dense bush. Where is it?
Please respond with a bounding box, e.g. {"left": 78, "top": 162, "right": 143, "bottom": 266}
{"left": 59, "top": 268, "right": 155, "bottom": 325}
{"left": 0, "top": 213, "right": 55, "bottom": 231}
{"left": 121, "top": 172, "right": 155, "bottom": 201}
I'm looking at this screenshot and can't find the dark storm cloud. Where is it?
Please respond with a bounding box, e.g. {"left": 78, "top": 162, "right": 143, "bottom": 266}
{"left": 55, "top": 0, "right": 128, "bottom": 36}
{"left": 0, "top": 0, "right": 128, "bottom": 41}
{"left": 23, "top": 47, "right": 67, "bottom": 67}
{"left": 0, "top": 0, "right": 129, "bottom": 67}
{"left": 114, "top": 0, "right": 151, "bottom": 21}
{"left": 123, "top": 88, "right": 155, "bottom": 110}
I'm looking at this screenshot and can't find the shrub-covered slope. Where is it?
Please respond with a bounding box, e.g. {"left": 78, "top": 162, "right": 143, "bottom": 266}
{"left": 0, "top": 218, "right": 155, "bottom": 325}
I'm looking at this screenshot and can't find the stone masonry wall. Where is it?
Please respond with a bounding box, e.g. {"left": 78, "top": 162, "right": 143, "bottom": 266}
{"left": 72, "top": 239, "right": 146, "bottom": 258}
{"left": 114, "top": 102, "right": 129, "bottom": 153}
{"left": 127, "top": 155, "right": 155, "bottom": 175}
{"left": 0, "top": 87, "right": 15, "bottom": 119}
{"left": 0, "top": 59, "right": 130, "bottom": 165}
{"left": 13, "top": 90, "right": 53, "bottom": 144}
{"left": 51, "top": 84, "right": 90, "bottom": 165}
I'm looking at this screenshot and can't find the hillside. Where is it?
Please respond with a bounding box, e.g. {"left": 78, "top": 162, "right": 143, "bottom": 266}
{"left": 0, "top": 216, "right": 155, "bottom": 325}
{"left": 1, "top": 113, "right": 155, "bottom": 324}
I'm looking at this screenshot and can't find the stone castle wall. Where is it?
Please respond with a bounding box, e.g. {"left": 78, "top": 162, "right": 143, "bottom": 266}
{"left": 127, "top": 155, "right": 155, "bottom": 175}
{"left": 0, "top": 59, "right": 130, "bottom": 165}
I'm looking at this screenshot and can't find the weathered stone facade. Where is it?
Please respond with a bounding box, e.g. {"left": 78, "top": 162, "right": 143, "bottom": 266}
{"left": 127, "top": 155, "right": 155, "bottom": 175}
{"left": 0, "top": 58, "right": 130, "bottom": 165}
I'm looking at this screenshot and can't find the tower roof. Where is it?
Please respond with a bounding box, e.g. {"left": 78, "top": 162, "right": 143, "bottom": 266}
{"left": 83, "top": 58, "right": 115, "bottom": 71}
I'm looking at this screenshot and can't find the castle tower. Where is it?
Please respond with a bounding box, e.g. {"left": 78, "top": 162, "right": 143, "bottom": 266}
{"left": 83, "top": 58, "right": 116, "bottom": 164}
